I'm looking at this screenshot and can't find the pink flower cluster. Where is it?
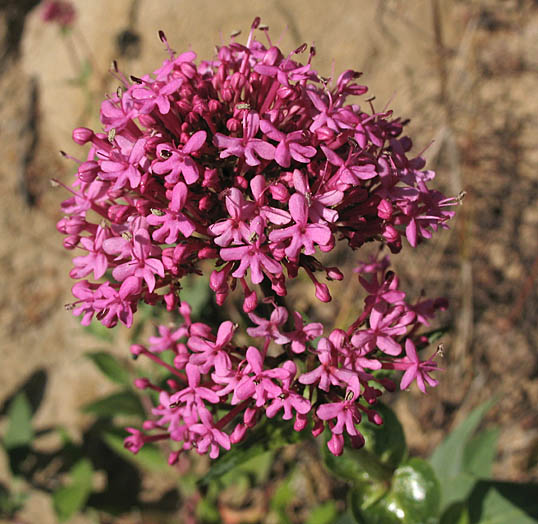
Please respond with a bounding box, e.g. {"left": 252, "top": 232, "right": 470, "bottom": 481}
{"left": 125, "top": 257, "right": 446, "bottom": 461}
{"left": 57, "top": 19, "right": 456, "bottom": 459}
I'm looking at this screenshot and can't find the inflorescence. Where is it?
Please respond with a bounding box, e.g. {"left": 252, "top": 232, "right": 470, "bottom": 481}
{"left": 58, "top": 18, "right": 456, "bottom": 461}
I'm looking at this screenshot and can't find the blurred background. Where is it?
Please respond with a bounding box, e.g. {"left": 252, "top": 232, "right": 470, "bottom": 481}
{"left": 0, "top": 0, "right": 537, "bottom": 522}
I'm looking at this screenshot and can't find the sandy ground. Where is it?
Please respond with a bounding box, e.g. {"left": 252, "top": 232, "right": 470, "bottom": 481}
{"left": 0, "top": 0, "right": 537, "bottom": 522}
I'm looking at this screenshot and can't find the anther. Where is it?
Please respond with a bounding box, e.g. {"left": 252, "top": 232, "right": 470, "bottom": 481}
{"left": 130, "top": 75, "right": 143, "bottom": 84}
{"left": 230, "top": 29, "right": 241, "bottom": 38}
{"left": 159, "top": 149, "right": 172, "bottom": 159}
{"left": 150, "top": 208, "right": 165, "bottom": 216}
{"left": 121, "top": 231, "right": 133, "bottom": 240}
{"left": 108, "top": 128, "right": 116, "bottom": 143}
{"left": 236, "top": 103, "right": 250, "bottom": 110}
{"left": 456, "top": 190, "right": 466, "bottom": 204}
{"left": 64, "top": 303, "right": 75, "bottom": 311}
{"left": 345, "top": 390, "right": 355, "bottom": 402}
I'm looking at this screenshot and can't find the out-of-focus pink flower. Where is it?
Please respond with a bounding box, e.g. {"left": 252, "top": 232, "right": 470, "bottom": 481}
{"left": 41, "top": 0, "right": 76, "bottom": 28}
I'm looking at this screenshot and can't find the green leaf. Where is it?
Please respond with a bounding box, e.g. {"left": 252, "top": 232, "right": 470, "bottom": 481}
{"left": 467, "top": 481, "right": 538, "bottom": 524}
{"left": 350, "top": 458, "right": 441, "bottom": 524}
{"left": 361, "top": 403, "right": 408, "bottom": 471}
{"left": 102, "top": 430, "right": 169, "bottom": 472}
{"left": 180, "top": 275, "right": 211, "bottom": 318}
{"left": 462, "top": 427, "right": 499, "bottom": 478}
{"left": 307, "top": 501, "right": 339, "bottom": 524}
{"left": 200, "top": 418, "right": 307, "bottom": 486}
{"left": 3, "top": 393, "right": 34, "bottom": 450}
{"left": 52, "top": 459, "right": 93, "bottom": 522}
{"left": 430, "top": 399, "right": 495, "bottom": 510}
{"left": 82, "top": 391, "right": 145, "bottom": 418}
{"left": 440, "top": 502, "right": 470, "bottom": 524}
{"left": 83, "top": 319, "right": 117, "bottom": 342}
{"left": 86, "top": 351, "right": 130, "bottom": 385}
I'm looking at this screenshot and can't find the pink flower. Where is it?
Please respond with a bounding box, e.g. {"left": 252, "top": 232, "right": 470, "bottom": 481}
{"left": 41, "top": 0, "right": 76, "bottom": 27}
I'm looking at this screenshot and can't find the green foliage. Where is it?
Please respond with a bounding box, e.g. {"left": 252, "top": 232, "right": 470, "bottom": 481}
{"left": 103, "top": 430, "right": 170, "bottom": 472}
{"left": 82, "top": 390, "right": 145, "bottom": 418}
{"left": 52, "top": 459, "right": 93, "bottom": 522}
{"left": 361, "top": 403, "right": 408, "bottom": 470}
{"left": 86, "top": 351, "right": 130, "bottom": 385}
{"left": 3, "top": 393, "right": 34, "bottom": 450}
{"left": 350, "top": 458, "right": 440, "bottom": 524}
{"left": 200, "top": 418, "right": 308, "bottom": 486}
{"left": 430, "top": 399, "right": 497, "bottom": 510}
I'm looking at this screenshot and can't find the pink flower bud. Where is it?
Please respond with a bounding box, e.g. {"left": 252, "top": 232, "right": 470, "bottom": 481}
{"left": 326, "top": 267, "right": 344, "bottom": 281}
{"left": 293, "top": 413, "right": 308, "bottom": 432}
{"left": 130, "top": 344, "right": 145, "bottom": 357}
{"left": 198, "top": 247, "right": 218, "bottom": 259}
{"left": 242, "top": 290, "right": 258, "bottom": 313}
{"left": 72, "top": 127, "right": 93, "bottom": 144}
{"left": 327, "top": 433, "right": 344, "bottom": 456}
{"left": 315, "top": 126, "right": 335, "bottom": 142}
{"left": 163, "top": 292, "right": 178, "bottom": 311}
{"left": 230, "top": 423, "right": 247, "bottom": 444}
{"left": 134, "top": 378, "right": 151, "bottom": 389}
{"left": 315, "top": 282, "right": 331, "bottom": 302}
{"left": 382, "top": 224, "right": 400, "bottom": 243}
{"left": 77, "top": 161, "right": 99, "bottom": 183}
{"left": 198, "top": 195, "right": 213, "bottom": 212}
{"left": 377, "top": 199, "right": 393, "bottom": 220}
{"left": 226, "top": 117, "right": 241, "bottom": 132}
{"left": 311, "top": 418, "right": 324, "bottom": 438}
{"left": 63, "top": 235, "right": 80, "bottom": 249}
{"left": 108, "top": 204, "right": 132, "bottom": 223}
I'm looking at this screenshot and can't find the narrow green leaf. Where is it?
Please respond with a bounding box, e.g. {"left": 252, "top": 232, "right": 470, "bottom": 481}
{"left": 430, "top": 399, "right": 495, "bottom": 509}
{"left": 102, "top": 430, "right": 169, "bottom": 472}
{"left": 468, "top": 481, "right": 538, "bottom": 524}
{"left": 82, "top": 391, "right": 145, "bottom": 418}
{"left": 440, "top": 502, "right": 470, "bottom": 524}
{"left": 86, "top": 351, "right": 130, "bottom": 385}
{"left": 463, "top": 427, "right": 500, "bottom": 478}
{"left": 3, "top": 393, "right": 34, "bottom": 450}
{"left": 52, "top": 459, "right": 93, "bottom": 522}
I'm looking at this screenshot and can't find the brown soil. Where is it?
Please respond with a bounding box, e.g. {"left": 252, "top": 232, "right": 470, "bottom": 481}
{"left": 0, "top": 0, "right": 537, "bottom": 522}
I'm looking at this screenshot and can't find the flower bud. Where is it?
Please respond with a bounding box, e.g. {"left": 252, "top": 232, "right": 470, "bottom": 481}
{"left": 315, "top": 126, "right": 335, "bottom": 142}
{"left": 226, "top": 117, "right": 241, "bottom": 132}
{"left": 243, "top": 290, "right": 258, "bottom": 313}
{"left": 130, "top": 344, "right": 145, "bottom": 357}
{"left": 163, "top": 292, "right": 178, "bottom": 311}
{"left": 230, "top": 423, "right": 247, "bottom": 444}
{"left": 63, "top": 235, "right": 80, "bottom": 249}
{"left": 377, "top": 198, "right": 393, "bottom": 220}
{"left": 382, "top": 224, "right": 400, "bottom": 243}
{"left": 326, "top": 267, "right": 344, "bottom": 281}
{"left": 72, "top": 127, "right": 93, "bottom": 144}
{"left": 198, "top": 195, "right": 213, "bottom": 212}
{"left": 77, "top": 160, "right": 99, "bottom": 183}
{"left": 315, "top": 282, "right": 331, "bottom": 302}
{"left": 134, "top": 378, "right": 151, "bottom": 389}
{"left": 327, "top": 433, "right": 344, "bottom": 456}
